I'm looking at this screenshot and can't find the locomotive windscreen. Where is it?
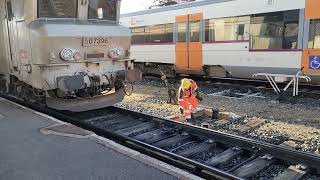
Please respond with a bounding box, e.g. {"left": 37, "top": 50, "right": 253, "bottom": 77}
{"left": 38, "top": 0, "right": 78, "bottom": 18}
{"left": 88, "top": 0, "right": 117, "bottom": 21}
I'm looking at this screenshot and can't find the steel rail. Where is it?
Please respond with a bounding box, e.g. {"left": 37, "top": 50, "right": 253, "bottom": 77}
{"left": 113, "top": 107, "right": 320, "bottom": 169}
{"left": 2, "top": 93, "right": 320, "bottom": 179}
{"left": 0, "top": 94, "right": 242, "bottom": 179}
{"left": 175, "top": 75, "right": 320, "bottom": 99}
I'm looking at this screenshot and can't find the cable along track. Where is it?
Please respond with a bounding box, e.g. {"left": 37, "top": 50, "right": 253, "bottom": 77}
{"left": 55, "top": 107, "right": 319, "bottom": 180}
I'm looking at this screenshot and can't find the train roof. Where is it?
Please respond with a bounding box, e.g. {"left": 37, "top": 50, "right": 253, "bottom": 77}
{"left": 120, "top": 0, "right": 233, "bottom": 18}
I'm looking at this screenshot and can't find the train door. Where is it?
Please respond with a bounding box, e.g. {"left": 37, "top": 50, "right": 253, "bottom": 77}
{"left": 302, "top": 0, "right": 320, "bottom": 74}
{"left": 5, "top": 0, "right": 19, "bottom": 70}
{"left": 175, "top": 13, "right": 203, "bottom": 73}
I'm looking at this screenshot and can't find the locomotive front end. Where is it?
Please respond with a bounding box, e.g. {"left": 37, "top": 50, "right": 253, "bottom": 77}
{"left": 38, "top": 0, "right": 138, "bottom": 111}
{"left": 5, "top": 0, "right": 140, "bottom": 112}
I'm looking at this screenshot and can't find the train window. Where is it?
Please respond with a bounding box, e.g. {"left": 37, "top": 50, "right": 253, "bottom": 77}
{"left": 177, "top": 22, "right": 187, "bottom": 42}
{"left": 190, "top": 21, "right": 200, "bottom": 42}
{"left": 205, "top": 19, "right": 215, "bottom": 42}
{"left": 205, "top": 16, "right": 249, "bottom": 42}
{"left": 131, "top": 24, "right": 174, "bottom": 44}
{"left": 88, "top": 0, "right": 117, "bottom": 21}
{"left": 148, "top": 24, "right": 173, "bottom": 43}
{"left": 309, "top": 20, "right": 320, "bottom": 49}
{"left": 166, "top": 24, "right": 174, "bottom": 43}
{"left": 145, "top": 27, "right": 151, "bottom": 43}
{"left": 250, "top": 10, "right": 299, "bottom": 49}
{"left": 237, "top": 25, "right": 245, "bottom": 38}
{"left": 38, "top": 0, "right": 78, "bottom": 18}
{"left": 131, "top": 27, "right": 146, "bottom": 44}
{"left": 149, "top": 25, "right": 166, "bottom": 43}
{"left": 283, "top": 23, "right": 299, "bottom": 49}
{"left": 216, "top": 19, "right": 229, "bottom": 41}
{"left": 223, "top": 18, "right": 236, "bottom": 41}
{"left": 235, "top": 16, "right": 250, "bottom": 41}
{"left": 205, "top": 18, "right": 235, "bottom": 41}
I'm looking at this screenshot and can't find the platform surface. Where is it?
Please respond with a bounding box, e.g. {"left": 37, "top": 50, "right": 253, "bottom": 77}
{"left": 0, "top": 98, "right": 195, "bottom": 180}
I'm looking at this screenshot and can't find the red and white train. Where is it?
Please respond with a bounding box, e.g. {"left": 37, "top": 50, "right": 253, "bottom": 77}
{"left": 121, "top": 0, "right": 320, "bottom": 83}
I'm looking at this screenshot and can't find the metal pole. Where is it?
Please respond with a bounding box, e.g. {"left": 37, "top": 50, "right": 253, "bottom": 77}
{"left": 266, "top": 76, "right": 279, "bottom": 93}
{"left": 293, "top": 78, "right": 296, "bottom": 96}
{"left": 296, "top": 77, "right": 299, "bottom": 96}
{"left": 269, "top": 76, "right": 281, "bottom": 92}
{"left": 284, "top": 79, "right": 293, "bottom": 91}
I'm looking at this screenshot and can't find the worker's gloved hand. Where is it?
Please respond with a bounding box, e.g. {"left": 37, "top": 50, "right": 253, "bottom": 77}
{"left": 161, "top": 75, "right": 167, "bottom": 81}
{"left": 196, "top": 94, "right": 203, "bottom": 101}
{"left": 180, "top": 108, "right": 184, "bottom": 115}
{"left": 194, "top": 90, "right": 203, "bottom": 101}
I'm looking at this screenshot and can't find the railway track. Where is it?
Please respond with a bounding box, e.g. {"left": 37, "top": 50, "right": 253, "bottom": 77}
{"left": 54, "top": 107, "right": 320, "bottom": 179}
{"left": 3, "top": 93, "right": 320, "bottom": 180}
{"left": 145, "top": 74, "right": 320, "bottom": 100}
{"left": 197, "top": 77, "right": 320, "bottom": 98}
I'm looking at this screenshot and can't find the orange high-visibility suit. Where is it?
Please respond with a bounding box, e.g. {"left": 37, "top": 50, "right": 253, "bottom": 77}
{"left": 178, "top": 79, "right": 198, "bottom": 120}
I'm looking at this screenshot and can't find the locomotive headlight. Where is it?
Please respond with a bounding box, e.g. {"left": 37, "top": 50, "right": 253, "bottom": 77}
{"left": 73, "top": 51, "right": 82, "bottom": 61}
{"left": 60, "top": 48, "right": 74, "bottom": 61}
{"left": 108, "top": 47, "right": 124, "bottom": 59}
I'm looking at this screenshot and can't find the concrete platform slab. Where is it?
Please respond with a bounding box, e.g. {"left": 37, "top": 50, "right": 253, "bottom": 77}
{"left": 0, "top": 98, "right": 202, "bottom": 180}
{"left": 40, "top": 124, "right": 93, "bottom": 138}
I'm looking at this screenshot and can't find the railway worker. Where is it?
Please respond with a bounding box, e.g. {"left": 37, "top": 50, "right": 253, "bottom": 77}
{"left": 178, "top": 78, "right": 202, "bottom": 122}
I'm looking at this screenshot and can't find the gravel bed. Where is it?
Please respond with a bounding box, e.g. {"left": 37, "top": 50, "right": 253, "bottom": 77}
{"left": 115, "top": 78, "right": 320, "bottom": 154}
{"left": 129, "top": 128, "right": 158, "bottom": 137}
{"left": 74, "top": 110, "right": 121, "bottom": 120}
{"left": 170, "top": 142, "right": 198, "bottom": 153}
{"left": 249, "top": 163, "right": 287, "bottom": 180}
{"left": 190, "top": 147, "right": 225, "bottom": 163}
{"left": 159, "top": 138, "right": 191, "bottom": 151}
{"left": 252, "top": 122, "right": 320, "bottom": 153}
{"left": 190, "top": 151, "right": 218, "bottom": 163}
{"left": 120, "top": 78, "right": 320, "bottom": 126}
{"left": 302, "top": 174, "right": 320, "bottom": 180}
{"left": 248, "top": 128, "right": 289, "bottom": 145}
{"left": 91, "top": 119, "right": 141, "bottom": 131}
{"left": 218, "top": 155, "right": 250, "bottom": 171}
{"left": 115, "top": 86, "right": 179, "bottom": 118}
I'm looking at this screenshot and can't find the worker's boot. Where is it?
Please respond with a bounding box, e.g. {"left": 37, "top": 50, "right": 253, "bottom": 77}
{"left": 191, "top": 113, "right": 195, "bottom": 121}
{"left": 185, "top": 114, "right": 193, "bottom": 123}
{"left": 212, "top": 108, "right": 219, "bottom": 120}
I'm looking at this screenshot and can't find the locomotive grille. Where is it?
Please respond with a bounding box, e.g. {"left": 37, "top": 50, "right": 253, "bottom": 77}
{"left": 85, "top": 53, "right": 105, "bottom": 59}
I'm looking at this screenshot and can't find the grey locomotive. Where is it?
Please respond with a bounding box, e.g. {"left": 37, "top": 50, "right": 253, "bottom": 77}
{"left": 0, "top": 0, "right": 138, "bottom": 111}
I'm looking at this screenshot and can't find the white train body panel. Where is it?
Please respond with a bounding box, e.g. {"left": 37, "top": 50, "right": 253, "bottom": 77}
{"left": 121, "top": 0, "right": 320, "bottom": 82}
{"left": 202, "top": 43, "right": 302, "bottom": 68}
{"left": 131, "top": 42, "right": 302, "bottom": 72}
{"left": 121, "top": 0, "right": 305, "bottom": 26}
{"left": 131, "top": 44, "right": 175, "bottom": 64}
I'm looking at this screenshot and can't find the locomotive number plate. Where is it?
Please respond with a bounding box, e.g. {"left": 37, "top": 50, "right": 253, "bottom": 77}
{"left": 82, "top": 37, "right": 111, "bottom": 46}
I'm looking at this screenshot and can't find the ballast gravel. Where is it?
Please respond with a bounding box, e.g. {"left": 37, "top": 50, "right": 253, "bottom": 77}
{"left": 115, "top": 78, "right": 320, "bottom": 154}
